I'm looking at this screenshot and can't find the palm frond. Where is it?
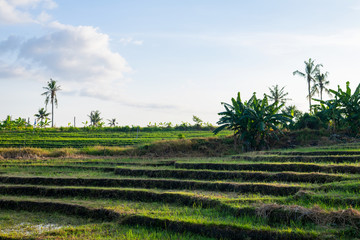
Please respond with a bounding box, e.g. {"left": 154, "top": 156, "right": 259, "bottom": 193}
{"left": 293, "top": 70, "right": 305, "bottom": 77}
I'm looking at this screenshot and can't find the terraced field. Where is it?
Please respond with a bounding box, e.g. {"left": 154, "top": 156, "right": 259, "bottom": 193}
{"left": 0, "top": 129, "right": 230, "bottom": 148}
{"left": 1, "top": 147, "right": 360, "bottom": 239}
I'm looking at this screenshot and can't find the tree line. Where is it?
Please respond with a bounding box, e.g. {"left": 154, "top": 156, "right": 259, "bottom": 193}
{"left": 214, "top": 58, "right": 360, "bottom": 151}
{"left": 2, "top": 58, "right": 359, "bottom": 149}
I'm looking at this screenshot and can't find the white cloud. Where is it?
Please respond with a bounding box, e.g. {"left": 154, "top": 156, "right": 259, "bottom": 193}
{"left": 18, "top": 22, "right": 131, "bottom": 83}
{"left": 78, "top": 86, "right": 176, "bottom": 109}
{"left": 36, "top": 11, "right": 51, "bottom": 23}
{"left": 0, "top": 61, "right": 31, "bottom": 78}
{"left": 0, "top": 1, "right": 169, "bottom": 110}
{"left": 0, "top": 21, "right": 137, "bottom": 105}
{"left": 119, "top": 37, "right": 143, "bottom": 46}
{"left": 0, "top": 35, "right": 22, "bottom": 52}
{"left": 0, "top": 0, "right": 56, "bottom": 24}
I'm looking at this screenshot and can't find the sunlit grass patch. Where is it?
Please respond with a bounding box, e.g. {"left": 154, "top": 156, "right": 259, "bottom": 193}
{"left": 0, "top": 209, "right": 95, "bottom": 238}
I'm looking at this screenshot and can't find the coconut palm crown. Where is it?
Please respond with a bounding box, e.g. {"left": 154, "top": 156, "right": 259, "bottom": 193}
{"left": 266, "top": 85, "right": 291, "bottom": 105}
{"left": 293, "top": 58, "right": 322, "bottom": 112}
{"left": 311, "top": 72, "right": 331, "bottom": 101}
{"left": 42, "top": 78, "right": 61, "bottom": 128}
{"left": 34, "top": 108, "right": 50, "bottom": 121}
{"left": 89, "top": 110, "right": 102, "bottom": 127}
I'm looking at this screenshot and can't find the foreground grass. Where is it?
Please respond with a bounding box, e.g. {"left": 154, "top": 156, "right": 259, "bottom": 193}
{"left": 0, "top": 196, "right": 324, "bottom": 238}
{"left": 1, "top": 143, "right": 360, "bottom": 239}
{"left": 37, "top": 223, "right": 217, "bottom": 240}
{"left": 0, "top": 209, "right": 215, "bottom": 240}
{"left": 0, "top": 209, "right": 94, "bottom": 239}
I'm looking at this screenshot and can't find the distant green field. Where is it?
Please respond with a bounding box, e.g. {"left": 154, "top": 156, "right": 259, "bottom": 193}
{"left": 0, "top": 128, "right": 232, "bottom": 148}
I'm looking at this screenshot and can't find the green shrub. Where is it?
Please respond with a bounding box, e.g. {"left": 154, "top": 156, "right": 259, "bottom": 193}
{"left": 294, "top": 113, "right": 324, "bottom": 130}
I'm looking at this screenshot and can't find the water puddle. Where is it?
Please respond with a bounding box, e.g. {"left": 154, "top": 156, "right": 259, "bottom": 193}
{"left": 1, "top": 222, "right": 67, "bottom": 235}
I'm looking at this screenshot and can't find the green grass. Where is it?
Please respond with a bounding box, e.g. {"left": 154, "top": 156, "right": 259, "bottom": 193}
{"left": 38, "top": 223, "right": 217, "bottom": 240}
{"left": 0, "top": 208, "right": 216, "bottom": 240}
{"left": 0, "top": 128, "right": 231, "bottom": 148}
{"left": 0, "top": 196, "right": 325, "bottom": 238}
{"left": 2, "top": 145, "right": 360, "bottom": 239}
{"left": 0, "top": 209, "right": 95, "bottom": 239}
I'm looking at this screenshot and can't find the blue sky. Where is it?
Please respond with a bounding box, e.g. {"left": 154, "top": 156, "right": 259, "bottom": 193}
{"left": 1, "top": 0, "right": 360, "bottom": 126}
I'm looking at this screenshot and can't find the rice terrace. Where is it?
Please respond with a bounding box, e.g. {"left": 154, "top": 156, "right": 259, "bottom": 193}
{"left": 1, "top": 78, "right": 360, "bottom": 239}
{"left": 3, "top": 1, "right": 360, "bottom": 240}
{"left": 2, "top": 127, "right": 360, "bottom": 240}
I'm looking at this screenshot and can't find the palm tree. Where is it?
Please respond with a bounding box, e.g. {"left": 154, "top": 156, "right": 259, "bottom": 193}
{"left": 42, "top": 78, "right": 61, "bottom": 128}
{"left": 107, "top": 118, "right": 117, "bottom": 127}
{"left": 266, "top": 85, "right": 291, "bottom": 105}
{"left": 34, "top": 108, "right": 50, "bottom": 128}
{"left": 88, "top": 110, "right": 102, "bottom": 127}
{"left": 283, "top": 105, "right": 302, "bottom": 122}
{"left": 310, "top": 72, "right": 331, "bottom": 101}
{"left": 293, "top": 58, "right": 322, "bottom": 112}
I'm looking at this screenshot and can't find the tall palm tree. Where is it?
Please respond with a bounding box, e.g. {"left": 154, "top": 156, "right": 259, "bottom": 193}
{"left": 293, "top": 58, "right": 322, "bottom": 112}
{"left": 266, "top": 85, "right": 291, "bottom": 105}
{"left": 88, "top": 110, "right": 102, "bottom": 127}
{"left": 42, "top": 78, "right": 61, "bottom": 128}
{"left": 310, "top": 72, "right": 331, "bottom": 101}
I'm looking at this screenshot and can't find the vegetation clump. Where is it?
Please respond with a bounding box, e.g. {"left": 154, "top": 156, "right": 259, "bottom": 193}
{"left": 214, "top": 92, "right": 292, "bottom": 151}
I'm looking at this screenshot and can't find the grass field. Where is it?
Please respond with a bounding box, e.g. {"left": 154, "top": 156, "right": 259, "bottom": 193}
{"left": 0, "top": 142, "right": 360, "bottom": 239}
{"left": 0, "top": 128, "right": 231, "bottom": 148}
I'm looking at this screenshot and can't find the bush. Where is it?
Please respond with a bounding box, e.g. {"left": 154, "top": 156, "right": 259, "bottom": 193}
{"left": 293, "top": 113, "right": 325, "bottom": 130}
{"left": 214, "top": 92, "right": 293, "bottom": 151}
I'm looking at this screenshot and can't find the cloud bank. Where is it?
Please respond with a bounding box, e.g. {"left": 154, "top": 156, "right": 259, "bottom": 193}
{"left": 0, "top": 0, "right": 56, "bottom": 24}
{"left": 0, "top": 1, "right": 173, "bottom": 110}
{"left": 0, "top": 22, "right": 131, "bottom": 98}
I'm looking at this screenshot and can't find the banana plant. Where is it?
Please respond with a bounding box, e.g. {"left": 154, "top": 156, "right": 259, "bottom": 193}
{"left": 38, "top": 118, "right": 51, "bottom": 128}
{"left": 214, "top": 92, "right": 292, "bottom": 151}
{"left": 213, "top": 92, "right": 248, "bottom": 147}
{"left": 328, "top": 82, "right": 360, "bottom": 134}
{"left": 312, "top": 98, "right": 342, "bottom": 131}
{"left": 2, "top": 116, "right": 15, "bottom": 129}
{"left": 14, "top": 117, "right": 27, "bottom": 128}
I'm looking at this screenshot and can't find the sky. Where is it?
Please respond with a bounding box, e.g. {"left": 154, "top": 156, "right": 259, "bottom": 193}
{"left": 1, "top": 0, "right": 360, "bottom": 127}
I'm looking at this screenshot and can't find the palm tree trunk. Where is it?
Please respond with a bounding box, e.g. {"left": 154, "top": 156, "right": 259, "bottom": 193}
{"left": 320, "top": 89, "right": 323, "bottom": 101}
{"left": 307, "top": 78, "right": 311, "bottom": 112}
{"left": 51, "top": 99, "right": 54, "bottom": 128}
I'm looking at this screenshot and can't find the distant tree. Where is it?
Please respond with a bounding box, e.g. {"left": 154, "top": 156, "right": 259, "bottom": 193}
{"left": 293, "top": 58, "right": 322, "bottom": 112}
{"left": 88, "top": 110, "right": 102, "bottom": 127}
{"left": 34, "top": 108, "right": 50, "bottom": 128}
{"left": 266, "top": 85, "right": 291, "bottom": 105}
{"left": 42, "top": 78, "right": 61, "bottom": 127}
{"left": 192, "top": 115, "right": 203, "bottom": 127}
{"left": 311, "top": 72, "right": 331, "bottom": 101}
{"left": 14, "top": 117, "right": 27, "bottom": 128}
{"left": 107, "top": 118, "right": 117, "bottom": 127}
{"left": 2, "top": 116, "right": 14, "bottom": 129}
{"left": 282, "top": 105, "right": 303, "bottom": 122}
